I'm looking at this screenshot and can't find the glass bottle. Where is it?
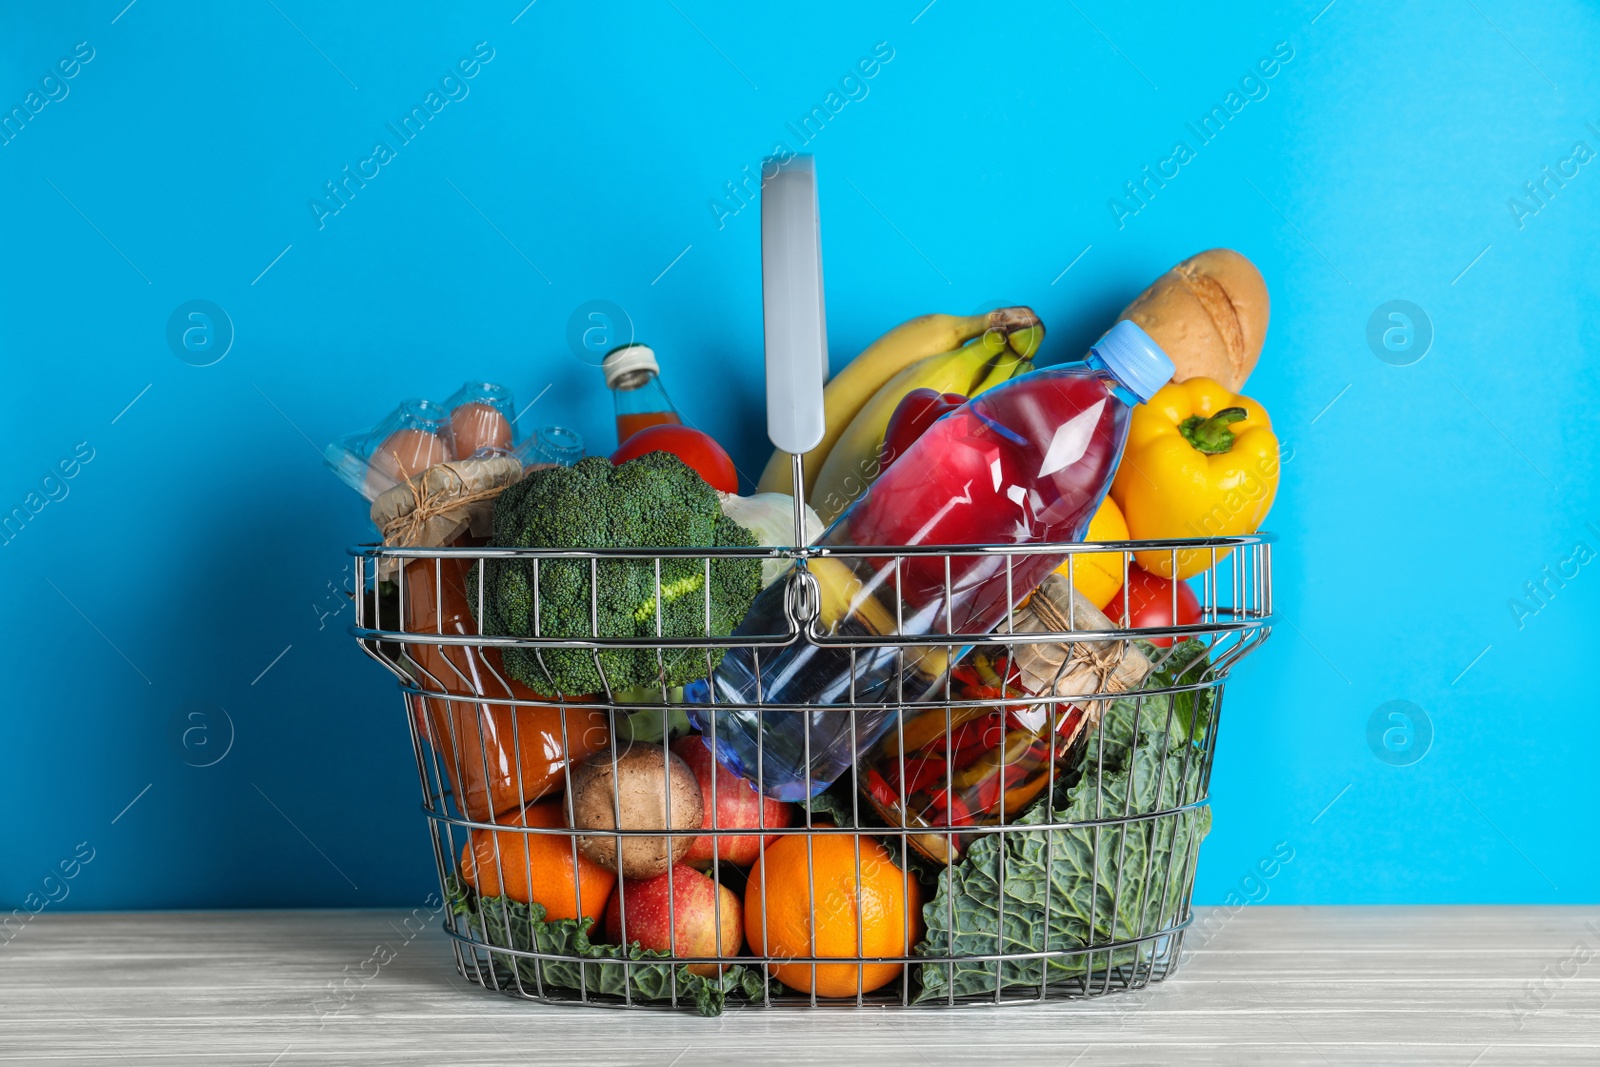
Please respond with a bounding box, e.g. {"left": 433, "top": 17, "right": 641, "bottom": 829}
{"left": 603, "top": 343, "right": 681, "bottom": 446}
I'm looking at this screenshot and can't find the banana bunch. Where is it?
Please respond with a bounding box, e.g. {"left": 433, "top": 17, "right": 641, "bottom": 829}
{"left": 755, "top": 307, "right": 1043, "bottom": 525}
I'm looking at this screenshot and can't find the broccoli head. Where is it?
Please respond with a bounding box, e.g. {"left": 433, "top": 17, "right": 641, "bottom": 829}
{"left": 475, "top": 451, "right": 761, "bottom": 694}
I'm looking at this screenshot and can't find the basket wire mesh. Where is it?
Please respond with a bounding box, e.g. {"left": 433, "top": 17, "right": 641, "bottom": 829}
{"left": 351, "top": 526, "right": 1272, "bottom": 1012}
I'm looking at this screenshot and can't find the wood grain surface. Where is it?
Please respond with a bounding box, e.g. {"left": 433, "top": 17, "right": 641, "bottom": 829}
{"left": 2, "top": 907, "right": 1596, "bottom": 1065}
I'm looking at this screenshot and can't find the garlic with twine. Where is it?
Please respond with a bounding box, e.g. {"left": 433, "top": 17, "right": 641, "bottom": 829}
{"left": 1005, "top": 573, "right": 1152, "bottom": 733}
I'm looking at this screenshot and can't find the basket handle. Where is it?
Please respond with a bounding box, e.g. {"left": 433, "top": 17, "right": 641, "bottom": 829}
{"left": 761, "top": 155, "right": 828, "bottom": 464}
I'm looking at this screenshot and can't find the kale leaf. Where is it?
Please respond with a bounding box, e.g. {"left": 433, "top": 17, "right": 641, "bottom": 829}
{"left": 804, "top": 778, "right": 864, "bottom": 828}
{"left": 449, "top": 882, "right": 764, "bottom": 1016}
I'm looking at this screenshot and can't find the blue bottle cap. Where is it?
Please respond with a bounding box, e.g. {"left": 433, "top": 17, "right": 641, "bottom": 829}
{"left": 1091, "top": 320, "right": 1175, "bottom": 402}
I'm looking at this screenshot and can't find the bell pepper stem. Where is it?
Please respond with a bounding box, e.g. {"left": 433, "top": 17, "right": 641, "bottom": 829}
{"left": 1179, "top": 406, "right": 1248, "bottom": 454}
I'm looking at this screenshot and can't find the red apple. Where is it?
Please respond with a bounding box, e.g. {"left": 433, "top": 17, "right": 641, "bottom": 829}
{"left": 671, "top": 736, "right": 792, "bottom": 868}
{"left": 603, "top": 863, "right": 742, "bottom": 976}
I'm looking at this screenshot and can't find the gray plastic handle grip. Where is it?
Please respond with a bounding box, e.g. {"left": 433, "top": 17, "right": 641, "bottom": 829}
{"left": 761, "top": 155, "right": 828, "bottom": 456}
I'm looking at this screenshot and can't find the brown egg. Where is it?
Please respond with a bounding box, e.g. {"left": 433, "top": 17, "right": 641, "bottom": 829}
{"left": 450, "top": 402, "right": 513, "bottom": 459}
{"left": 365, "top": 428, "right": 450, "bottom": 497}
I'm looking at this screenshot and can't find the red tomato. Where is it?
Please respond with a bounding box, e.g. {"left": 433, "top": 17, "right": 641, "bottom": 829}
{"left": 1104, "top": 566, "right": 1202, "bottom": 648}
{"left": 610, "top": 424, "right": 738, "bottom": 494}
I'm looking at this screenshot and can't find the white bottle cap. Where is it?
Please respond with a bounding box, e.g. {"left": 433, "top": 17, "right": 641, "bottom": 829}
{"left": 602, "top": 344, "right": 658, "bottom": 388}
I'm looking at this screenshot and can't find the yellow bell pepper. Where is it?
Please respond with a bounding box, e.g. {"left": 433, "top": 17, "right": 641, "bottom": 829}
{"left": 1054, "top": 495, "right": 1128, "bottom": 609}
{"left": 1110, "top": 377, "right": 1278, "bottom": 580}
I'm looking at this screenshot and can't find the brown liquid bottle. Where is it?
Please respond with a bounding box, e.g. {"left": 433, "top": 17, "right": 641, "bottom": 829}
{"left": 603, "top": 343, "right": 681, "bottom": 447}
{"left": 403, "top": 547, "right": 608, "bottom": 822}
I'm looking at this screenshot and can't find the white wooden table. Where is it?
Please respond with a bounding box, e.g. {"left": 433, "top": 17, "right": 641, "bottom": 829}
{"left": 3, "top": 907, "right": 1595, "bottom": 1065}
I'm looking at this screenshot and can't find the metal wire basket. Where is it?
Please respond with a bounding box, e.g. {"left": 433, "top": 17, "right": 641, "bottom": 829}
{"left": 351, "top": 533, "right": 1272, "bottom": 1013}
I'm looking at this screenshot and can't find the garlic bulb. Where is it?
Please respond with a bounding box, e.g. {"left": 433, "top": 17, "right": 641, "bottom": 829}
{"left": 717, "top": 491, "right": 824, "bottom": 588}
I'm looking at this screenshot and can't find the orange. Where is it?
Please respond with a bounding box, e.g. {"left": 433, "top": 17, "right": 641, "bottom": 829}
{"left": 1055, "top": 495, "right": 1129, "bottom": 610}
{"left": 744, "top": 831, "right": 922, "bottom": 997}
{"left": 460, "top": 800, "right": 614, "bottom": 922}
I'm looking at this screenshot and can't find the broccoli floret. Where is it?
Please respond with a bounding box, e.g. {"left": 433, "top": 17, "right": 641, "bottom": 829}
{"left": 475, "top": 452, "right": 761, "bottom": 695}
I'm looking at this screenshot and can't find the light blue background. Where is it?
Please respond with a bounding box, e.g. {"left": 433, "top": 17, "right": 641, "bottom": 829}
{"left": 3, "top": 0, "right": 1596, "bottom": 911}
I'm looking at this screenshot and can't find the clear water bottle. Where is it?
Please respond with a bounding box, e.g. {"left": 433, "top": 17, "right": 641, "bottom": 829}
{"left": 690, "top": 321, "right": 1175, "bottom": 800}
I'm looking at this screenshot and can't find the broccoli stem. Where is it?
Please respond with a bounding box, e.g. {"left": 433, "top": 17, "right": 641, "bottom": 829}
{"left": 630, "top": 573, "right": 707, "bottom": 623}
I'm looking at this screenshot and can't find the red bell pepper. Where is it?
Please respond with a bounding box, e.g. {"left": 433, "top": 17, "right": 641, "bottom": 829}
{"left": 923, "top": 788, "right": 975, "bottom": 827}
{"left": 950, "top": 665, "right": 984, "bottom": 689}
{"left": 881, "top": 388, "right": 967, "bottom": 472}
{"left": 971, "top": 763, "right": 1031, "bottom": 816}
{"left": 945, "top": 715, "right": 1005, "bottom": 766}
{"left": 865, "top": 768, "right": 898, "bottom": 812}
{"left": 883, "top": 755, "right": 947, "bottom": 798}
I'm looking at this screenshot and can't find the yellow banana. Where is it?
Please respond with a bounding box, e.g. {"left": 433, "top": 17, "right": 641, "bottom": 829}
{"left": 1004, "top": 323, "right": 1045, "bottom": 360}
{"left": 809, "top": 330, "right": 1014, "bottom": 525}
{"left": 971, "top": 349, "right": 1032, "bottom": 397}
{"left": 755, "top": 306, "right": 1042, "bottom": 498}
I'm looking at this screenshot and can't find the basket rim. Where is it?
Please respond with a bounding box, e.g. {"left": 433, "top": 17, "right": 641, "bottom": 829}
{"left": 386, "top": 663, "right": 1231, "bottom": 710}
{"left": 349, "top": 532, "right": 1276, "bottom": 561}
{"left": 353, "top": 615, "right": 1273, "bottom": 653}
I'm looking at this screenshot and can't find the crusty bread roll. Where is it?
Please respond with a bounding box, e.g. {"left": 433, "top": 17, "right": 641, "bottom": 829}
{"left": 1117, "top": 249, "right": 1268, "bottom": 391}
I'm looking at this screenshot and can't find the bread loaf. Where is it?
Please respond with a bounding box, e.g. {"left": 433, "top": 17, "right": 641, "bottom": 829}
{"left": 1117, "top": 249, "right": 1268, "bottom": 391}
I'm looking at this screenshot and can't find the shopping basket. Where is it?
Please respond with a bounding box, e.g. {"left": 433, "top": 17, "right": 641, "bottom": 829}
{"left": 349, "top": 158, "right": 1274, "bottom": 1012}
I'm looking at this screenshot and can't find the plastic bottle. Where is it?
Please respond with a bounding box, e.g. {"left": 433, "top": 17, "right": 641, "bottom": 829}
{"left": 690, "top": 321, "right": 1175, "bottom": 800}
{"left": 443, "top": 382, "right": 516, "bottom": 459}
{"left": 603, "top": 344, "right": 681, "bottom": 446}
{"left": 514, "top": 425, "right": 586, "bottom": 468}
{"left": 322, "top": 398, "right": 454, "bottom": 502}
